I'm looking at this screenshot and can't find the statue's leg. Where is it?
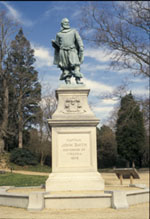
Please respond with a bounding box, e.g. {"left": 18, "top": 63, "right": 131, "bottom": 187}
{"left": 64, "top": 69, "right": 71, "bottom": 84}
{"left": 74, "top": 66, "right": 83, "bottom": 84}
{"left": 65, "top": 77, "right": 71, "bottom": 84}
{"left": 60, "top": 68, "right": 71, "bottom": 83}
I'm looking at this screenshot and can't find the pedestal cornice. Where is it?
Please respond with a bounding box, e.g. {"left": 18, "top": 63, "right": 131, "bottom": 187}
{"left": 50, "top": 85, "right": 99, "bottom": 123}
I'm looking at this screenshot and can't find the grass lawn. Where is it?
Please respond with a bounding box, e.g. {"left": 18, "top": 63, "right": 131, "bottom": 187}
{"left": 0, "top": 173, "right": 48, "bottom": 187}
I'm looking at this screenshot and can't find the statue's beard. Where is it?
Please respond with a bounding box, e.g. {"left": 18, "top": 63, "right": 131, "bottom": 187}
{"left": 62, "top": 24, "right": 70, "bottom": 29}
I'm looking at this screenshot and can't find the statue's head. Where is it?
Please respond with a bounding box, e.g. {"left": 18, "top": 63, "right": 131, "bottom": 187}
{"left": 61, "top": 18, "right": 70, "bottom": 29}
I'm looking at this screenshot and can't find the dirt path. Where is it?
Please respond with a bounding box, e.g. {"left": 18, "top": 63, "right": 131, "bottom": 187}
{"left": 0, "top": 169, "right": 49, "bottom": 176}
{"left": 0, "top": 203, "right": 149, "bottom": 219}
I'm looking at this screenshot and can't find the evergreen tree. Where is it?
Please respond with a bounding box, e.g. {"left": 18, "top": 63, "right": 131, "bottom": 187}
{"left": 116, "top": 93, "right": 146, "bottom": 167}
{"left": 97, "top": 125, "right": 117, "bottom": 168}
{"left": 6, "top": 28, "right": 41, "bottom": 149}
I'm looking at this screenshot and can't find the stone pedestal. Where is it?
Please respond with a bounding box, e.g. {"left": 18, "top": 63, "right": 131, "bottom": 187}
{"left": 46, "top": 84, "right": 104, "bottom": 192}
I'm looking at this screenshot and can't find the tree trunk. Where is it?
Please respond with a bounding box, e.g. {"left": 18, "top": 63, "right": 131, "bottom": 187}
{"left": 132, "top": 161, "right": 135, "bottom": 168}
{"left": 0, "top": 78, "right": 9, "bottom": 153}
{"left": 18, "top": 92, "right": 23, "bottom": 148}
{"left": 0, "top": 138, "right": 5, "bottom": 153}
{"left": 18, "top": 129, "right": 23, "bottom": 148}
{"left": 40, "top": 152, "right": 46, "bottom": 166}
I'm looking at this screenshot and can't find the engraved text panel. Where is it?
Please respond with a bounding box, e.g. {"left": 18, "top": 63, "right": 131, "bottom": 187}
{"left": 58, "top": 133, "right": 91, "bottom": 168}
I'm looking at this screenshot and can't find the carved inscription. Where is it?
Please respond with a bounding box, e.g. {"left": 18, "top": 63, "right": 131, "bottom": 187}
{"left": 58, "top": 134, "right": 91, "bottom": 167}
{"left": 62, "top": 139, "right": 87, "bottom": 160}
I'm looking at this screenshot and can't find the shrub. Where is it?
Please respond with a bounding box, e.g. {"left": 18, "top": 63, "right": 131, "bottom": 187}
{"left": 10, "top": 148, "right": 38, "bottom": 166}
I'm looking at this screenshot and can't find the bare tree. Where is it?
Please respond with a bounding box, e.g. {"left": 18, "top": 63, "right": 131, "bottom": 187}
{"left": 39, "top": 88, "right": 57, "bottom": 141}
{"left": 28, "top": 129, "right": 51, "bottom": 166}
{"left": 28, "top": 88, "right": 57, "bottom": 165}
{"left": 138, "top": 97, "right": 149, "bottom": 135}
{"left": 79, "top": 1, "right": 150, "bottom": 77}
{"left": 106, "top": 106, "right": 119, "bottom": 132}
{"left": 0, "top": 10, "right": 18, "bottom": 153}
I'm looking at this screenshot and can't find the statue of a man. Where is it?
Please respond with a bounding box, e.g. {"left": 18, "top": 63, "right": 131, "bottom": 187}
{"left": 52, "top": 18, "right": 84, "bottom": 84}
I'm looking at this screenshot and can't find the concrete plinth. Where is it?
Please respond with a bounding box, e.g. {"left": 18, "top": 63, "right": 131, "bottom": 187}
{"left": 105, "top": 191, "right": 129, "bottom": 209}
{"left": 46, "top": 84, "right": 104, "bottom": 192}
{"left": 46, "top": 172, "right": 104, "bottom": 192}
{"left": 28, "top": 192, "right": 47, "bottom": 211}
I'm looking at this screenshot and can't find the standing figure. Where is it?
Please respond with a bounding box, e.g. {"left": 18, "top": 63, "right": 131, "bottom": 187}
{"left": 52, "top": 18, "right": 84, "bottom": 84}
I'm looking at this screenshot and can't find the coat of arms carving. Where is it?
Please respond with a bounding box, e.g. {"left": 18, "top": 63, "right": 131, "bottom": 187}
{"left": 63, "top": 97, "right": 86, "bottom": 113}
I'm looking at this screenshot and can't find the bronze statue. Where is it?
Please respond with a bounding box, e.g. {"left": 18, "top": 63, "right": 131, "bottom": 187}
{"left": 52, "top": 18, "right": 84, "bottom": 84}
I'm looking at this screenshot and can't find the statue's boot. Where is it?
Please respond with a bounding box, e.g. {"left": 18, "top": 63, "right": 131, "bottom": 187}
{"left": 60, "top": 69, "right": 71, "bottom": 81}
{"left": 65, "top": 77, "right": 71, "bottom": 84}
{"left": 74, "top": 66, "right": 83, "bottom": 84}
{"left": 75, "top": 77, "right": 83, "bottom": 84}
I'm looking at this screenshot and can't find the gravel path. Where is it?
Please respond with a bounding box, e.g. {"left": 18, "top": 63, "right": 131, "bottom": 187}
{"left": 0, "top": 203, "right": 149, "bottom": 219}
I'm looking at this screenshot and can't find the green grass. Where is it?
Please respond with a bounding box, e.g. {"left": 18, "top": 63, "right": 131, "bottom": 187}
{"left": 9, "top": 163, "right": 51, "bottom": 173}
{"left": 0, "top": 173, "right": 48, "bottom": 187}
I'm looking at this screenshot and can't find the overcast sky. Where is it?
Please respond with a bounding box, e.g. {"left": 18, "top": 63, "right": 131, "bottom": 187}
{"left": 0, "top": 1, "right": 148, "bottom": 126}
